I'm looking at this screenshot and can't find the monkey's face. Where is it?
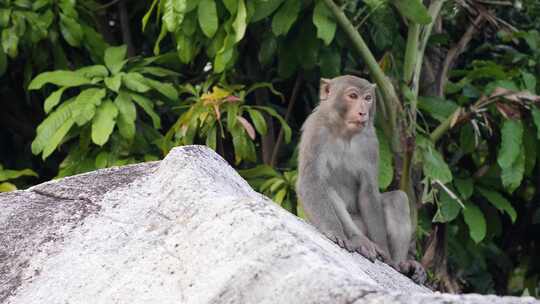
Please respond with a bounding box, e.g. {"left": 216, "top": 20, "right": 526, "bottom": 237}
{"left": 341, "top": 86, "right": 373, "bottom": 132}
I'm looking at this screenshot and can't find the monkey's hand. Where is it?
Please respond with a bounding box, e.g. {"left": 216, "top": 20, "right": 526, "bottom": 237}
{"left": 326, "top": 233, "right": 389, "bottom": 263}
{"left": 398, "top": 260, "right": 426, "bottom": 285}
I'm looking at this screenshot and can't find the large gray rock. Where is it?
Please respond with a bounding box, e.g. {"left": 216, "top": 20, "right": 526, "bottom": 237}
{"left": 0, "top": 146, "right": 537, "bottom": 304}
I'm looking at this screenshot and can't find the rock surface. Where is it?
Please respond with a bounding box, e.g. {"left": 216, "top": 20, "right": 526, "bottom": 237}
{"left": 0, "top": 145, "right": 537, "bottom": 304}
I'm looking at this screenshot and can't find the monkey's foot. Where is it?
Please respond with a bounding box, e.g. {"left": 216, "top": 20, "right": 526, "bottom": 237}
{"left": 399, "top": 260, "right": 426, "bottom": 285}
{"left": 324, "top": 233, "right": 389, "bottom": 263}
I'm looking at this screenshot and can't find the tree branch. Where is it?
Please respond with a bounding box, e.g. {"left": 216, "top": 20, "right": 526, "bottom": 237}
{"left": 118, "top": 0, "right": 136, "bottom": 56}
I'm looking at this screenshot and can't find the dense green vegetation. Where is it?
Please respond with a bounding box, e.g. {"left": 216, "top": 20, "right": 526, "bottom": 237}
{"left": 1, "top": 0, "right": 539, "bottom": 296}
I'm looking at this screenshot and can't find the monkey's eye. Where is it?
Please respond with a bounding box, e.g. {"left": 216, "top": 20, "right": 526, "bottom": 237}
{"left": 365, "top": 95, "right": 372, "bottom": 102}
{"left": 348, "top": 93, "right": 359, "bottom": 99}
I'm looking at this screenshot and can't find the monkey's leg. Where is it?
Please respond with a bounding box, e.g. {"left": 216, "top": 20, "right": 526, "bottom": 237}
{"left": 381, "top": 190, "right": 426, "bottom": 284}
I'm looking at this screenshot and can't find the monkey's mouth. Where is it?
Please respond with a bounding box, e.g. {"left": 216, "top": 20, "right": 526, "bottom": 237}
{"left": 347, "top": 121, "right": 367, "bottom": 129}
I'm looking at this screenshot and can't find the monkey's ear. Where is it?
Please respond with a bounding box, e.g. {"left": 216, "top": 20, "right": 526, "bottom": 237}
{"left": 320, "top": 78, "right": 331, "bottom": 101}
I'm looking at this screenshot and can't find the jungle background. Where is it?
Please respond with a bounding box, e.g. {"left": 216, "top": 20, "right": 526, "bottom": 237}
{"left": 0, "top": 0, "right": 539, "bottom": 296}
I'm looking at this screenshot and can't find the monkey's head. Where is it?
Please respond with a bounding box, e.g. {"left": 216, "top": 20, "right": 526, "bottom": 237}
{"left": 319, "top": 75, "right": 376, "bottom": 134}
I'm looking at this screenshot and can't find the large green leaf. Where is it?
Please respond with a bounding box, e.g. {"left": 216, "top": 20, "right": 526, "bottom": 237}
{"left": 454, "top": 178, "right": 473, "bottom": 200}
{"left": 433, "top": 191, "right": 462, "bottom": 223}
{"left": 197, "top": 0, "right": 218, "bottom": 38}
{"left": 29, "top": 70, "right": 92, "bottom": 90}
{"left": 477, "top": 187, "right": 517, "bottom": 223}
{"left": 114, "top": 91, "right": 136, "bottom": 139}
{"left": 32, "top": 98, "right": 77, "bottom": 156}
{"left": 42, "top": 118, "right": 75, "bottom": 159}
{"left": 501, "top": 152, "right": 525, "bottom": 193}
{"left": 377, "top": 129, "right": 393, "bottom": 190}
{"left": 59, "top": 13, "right": 83, "bottom": 47}
{"left": 104, "top": 45, "right": 127, "bottom": 74}
{"left": 123, "top": 73, "right": 151, "bottom": 93}
{"left": 271, "top": 0, "right": 300, "bottom": 36}
{"left": 422, "top": 147, "right": 452, "bottom": 184}
{"left": 2, "top": 27, "right": 19, "bottom": 58}
{"left": 44, "top": 87, "right": 67, "bottom": 114}
{"left": 144, "top": 77, "right": 178, "bottom": 100}
{"left": 91, "top": 100, "right": 119, "bottom": 146}
{"left": 72, "top": 88, "right": 107, "bottom": 126}
{"left": 312, "top": 0, "right": 336, "bottom": 46}
{"left": 497, "top": 119, "right": 523, "bottom": 169}
{"left": 163, "top": 0, "right": 187, "bottom": 32}
{"left": 247, "top": 109, "right": 267, "bottom": 135}
{"left": 0, "top": 168, "right": 38, "bottom": 182}
{"left": 391, "top": 0, "right": 432, "bottom": 25}
{"left": 104, "top": 73, "right": 123, "bottom": 92}
{"left": 417, "top": 97, "right": 458, "bottom": 122}
{"left": 76, "top": 65, "right": 109, "bottom": 78}
{"left": 233, "top": 0, "right": 247, "bottom": 42}
{"left": 130, "top": 93, "right": 161, "bottom": 129}
{"left": 463, "top": 203, "right": 486, "bottom": 243}
{"left": 252, "top": 0, "right": 284, "bottom": 22}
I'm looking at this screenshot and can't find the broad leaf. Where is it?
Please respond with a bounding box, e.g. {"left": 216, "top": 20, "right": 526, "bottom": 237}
{"left": 1, "top": 27, "right": 18, "bottom": 58}
{"left": 104, "top": 74, "right": 123, "bottom": 92}
{"left": 163, "top": 0, "right": 187, "bottom": 32}
{"left": 313, "top": 0, "right": 336, "bottom": 45}
{"left": 463, "top": 203, "right": 486, "bottom": 243}
{"left": 131, "top": 93, "right": 161, "bottom": 129}
{"left": 123, "top": 73, "right": 151, "bottom": 92}
{"left": 477, "top": 187, "right": 517, "bottom": 223}
{"left": 72, "top": 88, "right": 107, "bottom": 126}
{"left": 91, "top": 100, "right": 119, "bottom": 146}
{"left": 454, "top": 178, "right": 473, "bottom": 200}
{"left": 32, "top": 99, "right": 77, "bottom": 156}
{"left": 497, "top": 119, "right": 523, "bottom": 169}
{"left": 271, "top": 0, "right": 300, "bottom": 36}
{"left": 114, "top": 91, "right": 136, "bottom": 139}
{"left": 198, "top": 0, "right": 218, "bottom": 38}
{"left": 501, "top": 152, "right": 525, "bottom": 193}
{"left": 247, "top": 109, "right": 267, "bottom": 135}
{"left": 252, "top": 0, "right": 284, "bottom": 22}
{"left": 59, "top": 13, "right": 83, "bottom": 47}
{"left": 144, "top": 77, "right": 178, "bottom": 100}
{"left": 42, "top": 118, "right": 74, "bottom": 159}
{"left": 44, "top": 87, "right": 67, "bottom": 113}
{"left": 104, "top": 45, "right": 127, "bottom": 74}
{"left": 0, "top": 168, "right": 38, "bottom": 182}
{"left": 76, "top": 65, "right": 109, "bottom": 78}
{"left": 29, "top": 70, "right": 92, "bottom": 90}
{"left": 433, "top": 191, "right": 462, "bottom": 223}
{"left": 233, "top": 0, "right": 247, "bottom": 42}
{"left": 391, "top": 0, "right": 432, "bottom": 25}
{"left": 422, "top": 148, "right": 452, "bottom": 184}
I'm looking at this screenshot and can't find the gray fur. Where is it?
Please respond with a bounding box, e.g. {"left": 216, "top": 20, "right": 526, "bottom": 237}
{"left": 297, "top": 75, "right": 425, "bottom": 284}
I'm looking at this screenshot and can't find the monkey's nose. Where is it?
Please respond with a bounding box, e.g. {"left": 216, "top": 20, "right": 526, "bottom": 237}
{"left": 359, "top": 112, "right": 367, "bottom": 116}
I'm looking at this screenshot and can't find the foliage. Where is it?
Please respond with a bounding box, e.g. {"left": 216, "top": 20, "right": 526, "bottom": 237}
{"left": 0, "top": 164, "right": 37, "bottom": 192}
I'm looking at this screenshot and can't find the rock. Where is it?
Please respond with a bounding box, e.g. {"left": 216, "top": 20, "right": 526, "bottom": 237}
{"left": 0, "top": 145, "right": 537, "bottom": 304}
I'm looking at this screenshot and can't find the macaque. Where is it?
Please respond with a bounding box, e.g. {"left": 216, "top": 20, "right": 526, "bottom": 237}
{"left": 297, "top": 75, "right": 425, "bottom": 284}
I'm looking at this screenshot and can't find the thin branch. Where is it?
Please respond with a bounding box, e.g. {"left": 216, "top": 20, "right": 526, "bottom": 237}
{"left": 270, "top": 74, "right": 302, "bottom": 167}
{"left": 118, "top": 0, "right": 136, "bottom": 56}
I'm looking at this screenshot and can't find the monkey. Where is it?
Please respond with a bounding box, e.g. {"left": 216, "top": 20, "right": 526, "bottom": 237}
{"left": 296, "top": 75, "right": 426, "bottom": 284}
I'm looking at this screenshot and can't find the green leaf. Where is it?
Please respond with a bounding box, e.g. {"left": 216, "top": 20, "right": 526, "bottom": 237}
{"left": 76, "top": 65, "right": 109, "bottom": 78}
{"left": 433, "top": 191, "right": 462, "bottom": 223}
{"left": 255, "top": 106, "right": 291, "bottom": 143}
{"left": 258, "top": 34, "right": 277, "bottom": 66}
{"left": 247, "top": 109, "right": 267, "bottom": 136}
{"left": 130, "top": 93, "right": 161, "bottom": 129}
{"left": 59, "top": 13, "right": 83, "bottom": 47}
{"left": 163, "top": 0, "right": 187, "bottom": 32}
{"left": 377, "top": 129, "right": 393, "bottom": 190}
{"left": 104, "top": 45, "right": 128, "bottom": 74}
{"left": 522, "top": 71, "right": 536, "bottom": 93}
{"left": 0, "top": 168, "right": 38, "bottom": 182}
{"left": 501, "top": 151, "right": 525, "bottom": 193}
{"left": 91, "top": 100, "right": 119, "bottom": 146}
{"left": 72, "top": 88, "right": 107, "bottom": 126}
{"left": 222, "top": 0, "right": 237, "bottom": 14}
{"left": 233, "top": 0, "right": 247, "bottom": 42}
{"left": 95, "top": 151, "right": 109, "bottom": 169}
{"left": 43, "top": 87, "right": 67, "bottom": 114}
{"left": 454, "top": 178, "right": 473, "bottom": 200}
{"left": 463, "top": 203, "right": 486, "bottom": 243}
{"left": 114, "top": 91, "right": 136, "bottom": 139}
{"left": 312, "top": 0, "right": 336, "bottom": 45}
{"left": 2, "top": 27, "right": 19, "bottom": 58}
{"left": 206, "top": 126, "right": 217, "bottom": 150}
{"left": 477, "top": 187, "right": 517, "bottom": 223}
{"left": 29, "top": 70, "right": 92, "bottom": 90}
{"left": 144, "top": 77, "right": 178, "bottom": 100}
{"left": 391, "top": 0, "right": 432, "bottom": 25}
{"left": 418, "top": 96, "right": 458, "bottom": 122}
{"left": 497, "top": 119, "right": 523, "bottom": 169}
{"left": 532, "top": 107, "right": 540, "bottom": 139}
{"left": 422, "top": 147, "right": 452, "bottom": 184}
{"left": 239, "top": 165, "right": 278, "bottom": 179}
{"left": 227, "top": 103, "right": 239, "bottom": 131}
{"left": 271, "top": 0, "right": 300, "bottom": 36}
{"left": 252, "top": 0, "right": 284, "bottom": 22}
{"left": 104, "top": 74, "right": 123, "bottom": 92}
{"left": 142, "top": 0, "right": 159, "bottom": 31}
{"left": 0, "top": 182, "right": 17, "bottom": 192}
{"left": 41, "top": 118, "right": 75, "bottom": 159}
{"left": 274, "top": 188, "right": 287, "bottom": 204}
{"left": 32, "top": 98, "right": 76, "bottom": 155}
{"left": 123, "top": 73, "right": 151, "bottom": 93}
{"left": 459, "top": 123, "right": 475, "bottom": 154}
{"left": 197, "top": 0, "right": 218, "bottom": 38}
